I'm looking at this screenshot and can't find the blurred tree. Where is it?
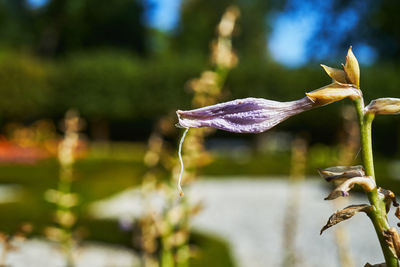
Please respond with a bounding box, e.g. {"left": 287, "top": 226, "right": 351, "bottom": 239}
{"left": 0, "top": 0, "right": 36, "bottom": 47}
{"left": 357, "top": 0, "right": 400, "bottom": 61}
{"left": 0, "top": 0, "right": 147, "bottom": 57}
{"left": 36, "top": 0, "right": 147, "bottom": 56}
{"left": 173, "top": 0, "right": 232, "bottom": 56}
{"left": 173, "top": 0, "right": 281, "bottom": 60}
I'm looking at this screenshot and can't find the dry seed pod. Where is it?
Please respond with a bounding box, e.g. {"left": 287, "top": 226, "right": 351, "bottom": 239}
{"left": 366, "top": 98, "right": 400, "bottom": 115}
{"left": 320, "top": 204, "right": 371, "bottom": 234}
{"left": 395, "top": 207, "right": 400, "bottom": 227}
{"left": 378, "top": 188, "right": 399, "bottom": 212}
{"left": 383, "top": 227, "right": 400, "bottom": 258}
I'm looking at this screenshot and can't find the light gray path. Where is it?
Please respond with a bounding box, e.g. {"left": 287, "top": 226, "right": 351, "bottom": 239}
{"left": 188, "top": 178, "right": 387, "bottom": 267}
{"left": 90, "top": 177, "right": 396, "bottom": 267}
{"left": 2, "top": 239, "right": 140, "bottom": 267}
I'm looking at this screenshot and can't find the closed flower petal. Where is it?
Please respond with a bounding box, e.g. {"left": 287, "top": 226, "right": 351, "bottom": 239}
{"left": 366, "top": 98, "right": 400, "bottom": 115}
{"left": 305, "top": 82, "right": 361, "bottom": 106}
{"left": 176, "top": 97, "right": 315, "bottom": 133}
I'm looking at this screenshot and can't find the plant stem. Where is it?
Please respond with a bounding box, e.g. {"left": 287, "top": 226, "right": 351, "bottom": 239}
{"left": 353, "top": 98, "right": 399, "bottom": 266}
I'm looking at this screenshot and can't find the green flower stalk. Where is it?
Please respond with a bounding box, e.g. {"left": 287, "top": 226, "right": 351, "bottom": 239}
{"left": 177, "top": 47, "right": 400, "bottom": 266}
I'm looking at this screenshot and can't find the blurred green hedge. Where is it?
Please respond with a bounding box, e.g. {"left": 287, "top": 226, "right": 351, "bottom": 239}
{"left": 1, "top": 49, "right": 400, "bottom": 146}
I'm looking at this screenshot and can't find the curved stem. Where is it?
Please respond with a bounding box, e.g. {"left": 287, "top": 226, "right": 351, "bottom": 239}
{"left": 353, "top": 98, "right": 398, "bottom": 266}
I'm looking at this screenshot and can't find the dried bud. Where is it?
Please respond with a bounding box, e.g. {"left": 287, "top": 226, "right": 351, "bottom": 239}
{"left": 383, "top": 227, "right": 400, "bottom": 258}
{"left": 343, "top": 46, "right": 360, "bottom": 88}
{"left": 396, "top": 207, "right": 400, "bottom": 227}
{"left": 378, "top": 187, "right": 399, "bottom": 212}
{"left": 320, "top": 204, "right": 371, "bottom": 234}
{"left": 306, "top": 82, "right": 361, "bottom": 106}
{"left": 366, "top": 98, "right": 400, "bottom": 115}
{"left": 318, "top": 165, "right": 365, "bottom": 182}
{"left": 320, "top": 64, "right": 347, "bottom": 84}
{"left": 324, "top": 176, "right": 376, "bottom": 200}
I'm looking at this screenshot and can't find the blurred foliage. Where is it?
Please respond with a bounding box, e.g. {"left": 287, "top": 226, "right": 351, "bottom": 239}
{"left": 174, "top": 0, "right": 281, "bottom": 60}
{"left": 0, "top": 0, "right": 398, "bottom": 149}
{"left": 0, "top": 0, "right": 146, "bottom": 56}
{"left": 0, "top": 51, "right": 52, "bottom": 119}
{"left": 0, "top": 48, "right": 399, "bottom": 154}
{"left": 51, "top": 50, "right": 205, "bottom": 120}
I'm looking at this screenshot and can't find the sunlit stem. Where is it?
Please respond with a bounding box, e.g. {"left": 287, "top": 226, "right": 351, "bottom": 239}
{"left": 353, "top": 97, "right": 399, "bottom": 267}
{"left": 177, "top": 127, "right": 189, "bottom": 197}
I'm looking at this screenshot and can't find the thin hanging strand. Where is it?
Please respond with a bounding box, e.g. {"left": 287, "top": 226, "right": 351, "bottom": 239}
{"left": 177, "top": 127, "right": 189, "bottom": 197}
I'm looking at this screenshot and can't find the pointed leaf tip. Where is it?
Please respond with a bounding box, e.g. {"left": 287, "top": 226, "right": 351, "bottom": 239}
{"left": 320, "top": 204, "right": 371, "bottom": 234}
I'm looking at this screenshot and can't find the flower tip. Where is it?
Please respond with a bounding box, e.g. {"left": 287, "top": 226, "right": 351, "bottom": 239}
{"left": 344, "top": 46, "right": 360, "bottom": 88}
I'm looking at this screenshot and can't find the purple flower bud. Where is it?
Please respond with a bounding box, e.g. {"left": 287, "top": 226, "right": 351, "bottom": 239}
{"left": 176, "top": 97, "right": 315, "bottom": 133}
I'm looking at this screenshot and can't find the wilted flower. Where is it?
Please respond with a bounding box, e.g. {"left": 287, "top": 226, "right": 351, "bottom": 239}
{"left": 324, "top": 176, "right": 375, "bottom": 200}
{"left": 318, "top": 165, "right": 376, "bottom": 200}
{"left": 317, "top": 165, "right": 365, "bottom": 182}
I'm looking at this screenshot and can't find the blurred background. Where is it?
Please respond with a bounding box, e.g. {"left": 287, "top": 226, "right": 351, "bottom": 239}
{"left": 0, "top": 0, "right": 399, "bottom": 266}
